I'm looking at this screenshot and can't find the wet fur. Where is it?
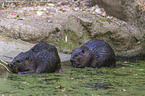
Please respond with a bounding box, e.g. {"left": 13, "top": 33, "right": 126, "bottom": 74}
{"left": 8, "top": 42, "right": 61, "bottom": 74}
{"left": 70, "top": 39, "right": 116, "bottom": 68}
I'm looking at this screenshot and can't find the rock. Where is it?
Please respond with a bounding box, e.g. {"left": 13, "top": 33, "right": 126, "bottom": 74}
{"left": 90, "top": 0, "right": 126, "bottom": 20}
{"left": 0, "top": 36, "right": 71, "bottom": 63}
{"left": 90, "top": 0, "right": 145, "bottom": 39}
{"left": 0, "top": 36, "right": 33, "bottom": 63}
{"left": 0, "top": 3, "right": 145, "bottom": 60}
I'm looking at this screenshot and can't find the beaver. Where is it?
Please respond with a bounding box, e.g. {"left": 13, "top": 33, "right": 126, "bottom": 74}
{"left": 70, "top": 39, "right": 116, "bottom": 68}
{"left": 8, "top": 42, "right": 62, "bottom": 75}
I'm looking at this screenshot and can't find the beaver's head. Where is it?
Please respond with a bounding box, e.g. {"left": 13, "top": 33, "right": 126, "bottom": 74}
{"left": 70, "top": 47, "right": 93, "bottom": 68}
{"left": 8, "top": 52, "right": 32, "bottom": 73}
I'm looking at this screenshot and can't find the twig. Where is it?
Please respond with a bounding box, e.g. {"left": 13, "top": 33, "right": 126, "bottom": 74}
{"left": 0, "top": 59, "right": 8, "bottom": 65}
{"left": 0, "top": 63, "right": 11, "bottom": 72}
{"left": 0, "top": 59, "right": 11, "bottom": 72}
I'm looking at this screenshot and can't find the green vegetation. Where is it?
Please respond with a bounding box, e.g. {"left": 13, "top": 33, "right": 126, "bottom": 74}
{"left": 57, "top": 30, "right": 81, "bottom": 53}
{"left": 99, "top": 18, "right": 113, "bottom": 24}
{"left": 0, "top": 61, "right": 145, "bottom": 96}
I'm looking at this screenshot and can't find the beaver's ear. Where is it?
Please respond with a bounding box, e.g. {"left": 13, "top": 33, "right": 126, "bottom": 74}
{"left": 26, "top": 55, "right": 32, "bottom": 60}
{"left": 81, "top": 46, "right": 89, "bottom": 53}
{"left": 26, "top": 57, "right": 29, "bottom": 60}
{"left": 18, "top": 52, "right": 24, "bottom": 56}
{"left": 19, "top": 52, "right": 24, "bottom": 54}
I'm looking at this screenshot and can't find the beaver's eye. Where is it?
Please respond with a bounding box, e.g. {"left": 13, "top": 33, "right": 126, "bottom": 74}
{"left": 82, "top": 50, "right": 85, "bottom": 53}
{"left": 16, "top": 60, "right": 20, "bottom": 63}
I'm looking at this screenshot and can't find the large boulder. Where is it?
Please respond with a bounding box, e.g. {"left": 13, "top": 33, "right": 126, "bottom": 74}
{"left": 88, "top": 0, "right": 127, "bottom": 20}
{"left": 90, "top": 0, "right": 145, "bottom": 35}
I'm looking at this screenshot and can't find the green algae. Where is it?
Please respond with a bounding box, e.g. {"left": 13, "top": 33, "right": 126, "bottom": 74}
{"left": 0, "top": 61, "right": 145, "bottom": 96}
{"left": 99, "top": 18, "right": 113, "bottom": 24}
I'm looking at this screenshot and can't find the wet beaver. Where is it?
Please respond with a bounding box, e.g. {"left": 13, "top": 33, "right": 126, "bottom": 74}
{"left": 70, "top": 39, "right": 116, "bottom": 68}
{"left": 8, "top": 42, "right": 62, "bottom": 74}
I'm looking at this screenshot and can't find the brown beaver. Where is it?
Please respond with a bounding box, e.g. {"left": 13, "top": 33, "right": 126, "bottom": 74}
{"left": 70, "top": 39, "right": 116, "bottom": 68}
{"left": 8, "top": 42, "right": 62, "bottom": 75}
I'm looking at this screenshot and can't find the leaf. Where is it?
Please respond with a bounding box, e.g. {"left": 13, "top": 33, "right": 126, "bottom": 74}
{"left": 17, "top": 19, "right": 24, "bottom": 20}
{"left": 11, "top": 13, "right": 16, "bottom": 16}
{"left": 56, "top": 85, "right": 63, "bottom": 89}
{"left": 17, "top": 15, "right": 19, "bottom": 17}
{"left": 36, "top": 11, "right": 44, "bottom": 16}
{"left": 47, "top": 3, "right": 55, "bottom": 7}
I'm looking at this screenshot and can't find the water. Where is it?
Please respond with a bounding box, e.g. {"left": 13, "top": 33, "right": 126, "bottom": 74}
{"left": 0, "top": 61, "right": 145, "bottom": 96}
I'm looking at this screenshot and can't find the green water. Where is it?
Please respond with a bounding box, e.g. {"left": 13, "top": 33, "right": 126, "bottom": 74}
{"left": 0, "top": 61, "right": 145, "bottom": 96}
